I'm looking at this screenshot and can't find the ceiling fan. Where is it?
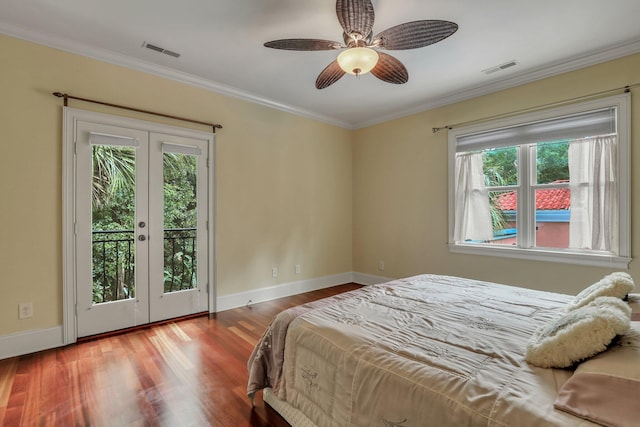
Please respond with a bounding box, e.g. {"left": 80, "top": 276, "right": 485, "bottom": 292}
{"left": 264, "top": 0, "right": 458, "bottom": 89}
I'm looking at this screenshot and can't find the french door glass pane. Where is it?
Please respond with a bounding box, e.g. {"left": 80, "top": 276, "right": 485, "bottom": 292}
{"left": 91, "top": 145, "right": 136, "bottom": 304}
{"left": 163, "top": 153, "right": 197, "bottom": 293}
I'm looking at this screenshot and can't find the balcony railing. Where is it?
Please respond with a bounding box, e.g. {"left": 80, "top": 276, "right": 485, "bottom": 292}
{"left": 91, "top": 228, "right": 197, "bottom": 304}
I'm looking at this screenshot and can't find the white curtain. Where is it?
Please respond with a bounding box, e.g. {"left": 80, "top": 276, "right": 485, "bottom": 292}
{"left": 454, "top": 152, "right": 493, "bottom": 242}
{"left": 568, "top": 135, "right": 617, "bottom": 251}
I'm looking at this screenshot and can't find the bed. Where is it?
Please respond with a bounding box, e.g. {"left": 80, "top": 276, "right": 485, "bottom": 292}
{"left": 247, "top": 274, "right": 639, "bottom": 427}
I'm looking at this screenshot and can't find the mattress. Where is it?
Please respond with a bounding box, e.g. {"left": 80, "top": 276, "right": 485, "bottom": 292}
{"left": 248, "top": 274, "right": 601, "bottom": 426}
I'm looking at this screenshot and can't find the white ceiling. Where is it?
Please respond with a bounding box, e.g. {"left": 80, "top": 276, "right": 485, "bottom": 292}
{"left": 2, "top": 0, "right": 640, "bottom": 129}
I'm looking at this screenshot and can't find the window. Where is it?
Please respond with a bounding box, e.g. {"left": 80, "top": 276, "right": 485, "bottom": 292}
{"left": 448, "top": 94, "right": 630, "bottom": 268}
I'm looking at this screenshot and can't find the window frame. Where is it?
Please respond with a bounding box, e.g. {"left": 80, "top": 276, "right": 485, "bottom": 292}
{"left": 447, "top": 93, "right": 631, "bottom": 268}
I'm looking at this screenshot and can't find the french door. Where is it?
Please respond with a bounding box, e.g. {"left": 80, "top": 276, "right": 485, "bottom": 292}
{"left": 72, "top": 117, "right": 211, "bottom": 338}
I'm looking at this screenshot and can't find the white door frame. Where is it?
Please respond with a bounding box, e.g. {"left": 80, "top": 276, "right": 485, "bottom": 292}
{"left": 62, "top": 107, "right": 216, "bottom": 344}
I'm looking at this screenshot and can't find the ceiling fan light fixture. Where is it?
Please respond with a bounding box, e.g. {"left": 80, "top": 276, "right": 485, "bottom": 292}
{"left": 337, "top": 47, "right": 379, "bottom": 76}
{"left": 263, "top": 0, "right": 459, "bottom": 88}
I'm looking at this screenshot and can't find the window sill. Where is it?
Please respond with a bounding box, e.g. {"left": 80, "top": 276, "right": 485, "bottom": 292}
{"left": 448, "top": 243, "right": 631, "bottom": 269}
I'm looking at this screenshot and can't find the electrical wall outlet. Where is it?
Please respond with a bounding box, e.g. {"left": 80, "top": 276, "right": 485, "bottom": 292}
{"left": 19, "top": 302, "right": 33, "bottom": 319}
{"left": 272, "top": 267, "right": 278, "bottom": 278}
{"left": 378, "top": 261, "right": 385, "bottom": 271}
{"left": 295, "top": 264, "right": 301, "bottom": 274}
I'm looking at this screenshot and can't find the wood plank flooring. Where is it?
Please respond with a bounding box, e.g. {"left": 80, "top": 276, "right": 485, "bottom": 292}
{"left": 0, "top": 283, "right": 362, "bottom": 427}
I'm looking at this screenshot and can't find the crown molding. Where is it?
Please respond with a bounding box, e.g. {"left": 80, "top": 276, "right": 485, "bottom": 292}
{"left": 0, "top": 21, "right": 354, "bottom": 130}
{"left": 2, "top": 20, "right": 639, "bottom": 131}
{"left": 353, "top": 37, "right": 640, "bottom": 129}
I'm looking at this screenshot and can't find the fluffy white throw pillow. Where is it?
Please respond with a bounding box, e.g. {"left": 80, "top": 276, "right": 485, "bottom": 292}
{"left": 526, "top": 296, "right": 631, "bottom": 368}
{"left": 566, "top": 272, "right": 635, "bottom": 312}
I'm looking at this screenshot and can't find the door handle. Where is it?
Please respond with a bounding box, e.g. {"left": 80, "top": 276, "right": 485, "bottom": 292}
{"left": 138, "top": 234, "right": 146, "bottom": 241}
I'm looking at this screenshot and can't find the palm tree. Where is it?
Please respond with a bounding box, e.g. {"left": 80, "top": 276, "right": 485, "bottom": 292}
{"left": 483, "top": 166, "right": 509, "bottom": 232}
{"left": 92, "top": 147, "right": 193, "bottom": 208}
{"left": 92, "top": 145, "right": 135, "bottom": 209}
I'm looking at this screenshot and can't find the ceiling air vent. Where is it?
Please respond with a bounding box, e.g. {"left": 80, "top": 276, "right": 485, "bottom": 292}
{"left": 482, "top": 60, "right": 518, "bottom": 75}
{"left": 142, "top": 42, "right": 181, "bottom": 58}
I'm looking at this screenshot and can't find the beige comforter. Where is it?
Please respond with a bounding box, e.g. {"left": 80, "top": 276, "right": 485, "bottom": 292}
{"left": 248, "top": 274, "right": 599, "bottom": 426}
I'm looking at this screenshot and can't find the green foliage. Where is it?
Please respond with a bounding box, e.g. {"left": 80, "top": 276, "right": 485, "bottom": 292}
{"left": 479, "top": 140, "right": 569, "bottom": 235}
{"left": 163, "top": 153, "right": 197, "bottom": 229}
{"left": 92, "top": 146, "right": 135, "bottom": 211}
{"left": 162, "top": 153, "right": 198, "bottom": 293}
{"left": 481, "top": 141, "right": 570, "bottom": 187}
{"left": 483, "top": 171, "right": 508, "bottom": 232}
{"left": 483, "top": 146, "right": 518, "bottom": 186}
{"left": 482, "top": 147, "right": 516, "bottom": 231}
{"left": 536, "top": 141, "right": 569, "bottom": 183}
{"left": 164, "top": 244, "right": 197, "bottom": 293}
{"left": 91, "top": 148, "right": 199, "bottom": 303}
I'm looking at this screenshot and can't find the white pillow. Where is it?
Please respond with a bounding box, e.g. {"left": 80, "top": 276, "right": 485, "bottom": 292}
{"left": 526, "top": 296, "right": 631, "bottom": 368}
{"left": 566, "top": 272, "right": 635, "bottom": 312}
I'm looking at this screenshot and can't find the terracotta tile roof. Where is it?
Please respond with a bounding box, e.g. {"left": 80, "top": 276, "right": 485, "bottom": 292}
{"left": 495, "top": 182, "right": 570, "bottom": 211}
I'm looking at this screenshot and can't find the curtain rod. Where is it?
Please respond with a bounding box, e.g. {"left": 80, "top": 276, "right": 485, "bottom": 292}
{"left": 431, "top": 83, "right": 638, "bottom": 134}
{"left": 52, "top": 92, "right": 223, "bottom": 133}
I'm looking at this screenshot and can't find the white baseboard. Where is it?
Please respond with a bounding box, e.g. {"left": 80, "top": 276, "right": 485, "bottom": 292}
{"left": 0, "top": 271, "right": 396, "bottom": 359}
{"left": 216, "top": 271, "right": 355, "bottom": 312}
{"left": 353, "top": 272, "right": 395, "bottom": 286}
{"left": 0, "top": 326, "right": 64, "bottom": 360}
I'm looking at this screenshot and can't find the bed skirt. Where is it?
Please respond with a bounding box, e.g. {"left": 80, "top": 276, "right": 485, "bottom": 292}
{"left": 263, "top": 388, "right": 317, "bottom": 427}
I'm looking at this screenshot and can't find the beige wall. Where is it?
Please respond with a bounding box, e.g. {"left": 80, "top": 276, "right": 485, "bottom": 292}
{"left": 0, "top": 34, "right": 353, "bottom": 336}
{"left": 1, "top": 31, "right": 637, "bottom": 340}
{"left": 353, "top": 53, "right": 640, "bottom": 295}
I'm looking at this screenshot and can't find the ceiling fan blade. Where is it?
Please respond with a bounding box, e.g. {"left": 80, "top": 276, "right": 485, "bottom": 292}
{"left": 336, "top": 0, "right": 375, "bottom": 38}
{"left": 264, "top": 39, "right": 343, "bottom": 51}
{"left": 316, "top": 60, "right": 346, "bottom": 89}
{"left": 372, "top": 20, "right": 458, "bottom": 50}
{"left": 370, "top": 52, "right": 408, "bottom": 84}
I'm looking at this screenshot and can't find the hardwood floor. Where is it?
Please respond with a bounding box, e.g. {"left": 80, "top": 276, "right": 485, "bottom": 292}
{"left": 0, "top": 283, "right": 362, "bottom": 427}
